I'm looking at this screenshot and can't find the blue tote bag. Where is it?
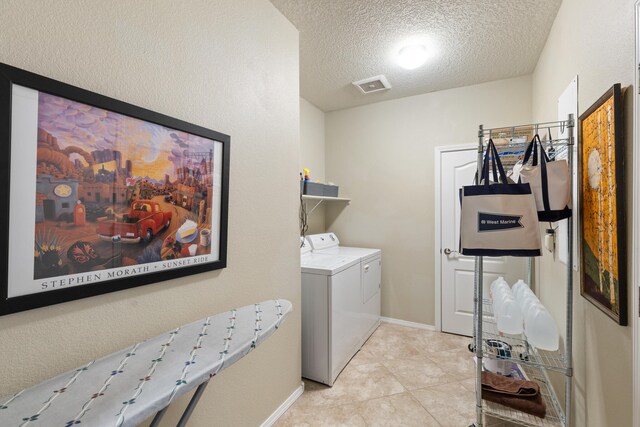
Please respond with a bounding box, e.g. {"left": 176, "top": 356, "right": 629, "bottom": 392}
{"left": 460, "top": 139, "right": 542, "bottom": 257}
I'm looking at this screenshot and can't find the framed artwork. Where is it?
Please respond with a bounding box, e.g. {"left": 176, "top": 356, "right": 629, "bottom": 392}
{"left": 0, "top": 63, "right": 230, "bottom": 316}
{"left": 578, "top": 83, "right": 626, "bottom": 325}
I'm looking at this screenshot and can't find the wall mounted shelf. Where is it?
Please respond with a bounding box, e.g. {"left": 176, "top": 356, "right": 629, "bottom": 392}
{"left": 302, "top": 195, "right": 351, "bottom": 214}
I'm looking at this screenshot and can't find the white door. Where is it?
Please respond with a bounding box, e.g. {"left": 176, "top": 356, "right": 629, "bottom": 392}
{"left": 439, "top": 147, "right": 525, "bottom": 336}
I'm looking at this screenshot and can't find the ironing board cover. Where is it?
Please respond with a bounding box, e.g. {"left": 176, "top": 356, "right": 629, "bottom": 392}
{"left": 0, "top": 299, "right": 292, "bottom": 427}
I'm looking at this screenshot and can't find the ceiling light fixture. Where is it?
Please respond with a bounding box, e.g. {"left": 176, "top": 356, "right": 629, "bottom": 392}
{"left": 397, "top": 44, "right": 428, "bottom": 70}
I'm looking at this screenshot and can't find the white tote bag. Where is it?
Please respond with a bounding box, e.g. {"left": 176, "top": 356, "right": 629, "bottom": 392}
{"left": 460, "top": 140, "right": 542, "bottom": 257}
{"left": 519, "top": 134, "right": 572, "bottom": 222}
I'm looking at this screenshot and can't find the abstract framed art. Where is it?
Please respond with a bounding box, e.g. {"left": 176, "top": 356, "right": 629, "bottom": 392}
{"left": 0, "top": 63, "right": 230, "bottom": 316}
{"left": 578, "top": 83, "right": 626, "bottom": 325}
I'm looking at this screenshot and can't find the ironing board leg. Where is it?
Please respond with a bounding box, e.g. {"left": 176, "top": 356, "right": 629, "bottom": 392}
{"left": 149, "top": 406, "right": 169, "bottom": 427}
{"left": 176, "top": 380, "right": 210, "bottom": 427}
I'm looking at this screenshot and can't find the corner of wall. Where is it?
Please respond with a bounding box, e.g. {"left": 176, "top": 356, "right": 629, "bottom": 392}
{"left": 300, "top": 97, "right": 327, "bottom": 234}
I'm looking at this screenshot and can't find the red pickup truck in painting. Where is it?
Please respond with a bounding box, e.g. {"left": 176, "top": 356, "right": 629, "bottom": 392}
{"left": 97, "top": 200, "right": 172, "bottom": 243}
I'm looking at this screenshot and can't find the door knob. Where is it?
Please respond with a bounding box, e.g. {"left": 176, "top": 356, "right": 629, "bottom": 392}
{"left": 444, "top": 248, "right": 457, "bottom": 255}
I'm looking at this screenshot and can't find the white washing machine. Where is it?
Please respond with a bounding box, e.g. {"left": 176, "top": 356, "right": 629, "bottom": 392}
{"left": 300, "top": 233, "right": 381, "bottom": 386}
{"left": 306, "top": 233, "right": 381, "bottom": 341}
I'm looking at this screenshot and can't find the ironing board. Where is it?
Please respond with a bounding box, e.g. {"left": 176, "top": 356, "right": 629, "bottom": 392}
{"left": 0, "top": 299, "right": 292, "bottom": 427}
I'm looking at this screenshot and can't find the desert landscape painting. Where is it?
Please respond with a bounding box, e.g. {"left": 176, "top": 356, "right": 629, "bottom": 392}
{"left": 33, "top": 92, "right": 217, "bottom": 284}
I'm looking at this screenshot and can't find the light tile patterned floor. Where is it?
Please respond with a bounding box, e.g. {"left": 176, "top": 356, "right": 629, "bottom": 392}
{"left": 276, "top": 323, "right": 520, "bottom": 427}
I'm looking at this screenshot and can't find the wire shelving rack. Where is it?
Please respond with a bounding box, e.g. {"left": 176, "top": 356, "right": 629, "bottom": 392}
{"left": 470, "top": 116, "right": 575, "bottom": 427}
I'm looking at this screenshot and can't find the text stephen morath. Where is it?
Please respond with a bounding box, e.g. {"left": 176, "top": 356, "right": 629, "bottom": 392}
{"left": 40, "top": 256, "right": 210, "bottom": 289}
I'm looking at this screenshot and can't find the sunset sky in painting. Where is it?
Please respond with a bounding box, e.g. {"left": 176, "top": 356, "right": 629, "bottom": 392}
{"left": 37, "top": 93, "right": 214, "bottom": 180}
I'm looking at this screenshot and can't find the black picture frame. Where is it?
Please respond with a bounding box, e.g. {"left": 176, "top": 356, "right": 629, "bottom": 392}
{"left": 0, "top": 63, "right": 230, "bottom": 316}
{"left": 578, "top": 83, "right": 626, "bottom": 325}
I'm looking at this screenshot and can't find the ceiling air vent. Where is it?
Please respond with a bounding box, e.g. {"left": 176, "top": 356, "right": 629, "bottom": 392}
{"left": 352, "top": 75, "right": 391, "bottom": 94}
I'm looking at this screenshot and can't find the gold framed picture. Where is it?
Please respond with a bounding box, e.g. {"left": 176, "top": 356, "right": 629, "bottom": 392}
{"left": 578, "top": 84, "right": 626, "bottom": 325}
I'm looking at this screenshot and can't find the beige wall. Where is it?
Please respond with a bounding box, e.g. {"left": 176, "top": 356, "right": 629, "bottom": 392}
{"left": 531, "top": 0, "right": 634, "bottom": 425}
{"left": 300, "top": 98, "right": 326, "bottom": 234}
{"left": 0, "top": 1, "right": 301, "bottom": 426}
{"left": 325, "top": 76, "right": 532, "bottom": 324}
{"left": 300, "top": 98, "right": 326, "bottom": 182}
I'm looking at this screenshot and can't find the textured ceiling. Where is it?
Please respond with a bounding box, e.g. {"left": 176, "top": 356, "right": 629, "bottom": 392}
{"left": 270, "top": 0, "right": 562, "bottom": 112}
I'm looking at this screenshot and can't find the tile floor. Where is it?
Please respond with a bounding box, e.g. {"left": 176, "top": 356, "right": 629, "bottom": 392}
{"left": 276, "top": 323, "right": 519, "bottom": 427}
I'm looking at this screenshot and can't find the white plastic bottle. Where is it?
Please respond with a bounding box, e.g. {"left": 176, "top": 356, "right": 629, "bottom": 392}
{"left": 490, "top": 277, "right": 523, "bottom": 335}
{"left": 513, "top": 282, "right": 559, "bottom": 351}
{"left": 490, "top": 277, "right": 510, "bottom": 313}
{"left": 512, "top": 279, "right": 530, "bottom": 301}
{"left": 525, "top": 305, "right": 559, "bottom": 351}
{"left": 516, "top": 286, "right": 539, "bottom": 315}
{"left": 490, "top": 277, "right": 509, "bottom": 298}
{"left": 490, "top": 279, "right": 507, "bottom": 317}
{"left": 496, "top": 294, "right": 524, "bottom": 335}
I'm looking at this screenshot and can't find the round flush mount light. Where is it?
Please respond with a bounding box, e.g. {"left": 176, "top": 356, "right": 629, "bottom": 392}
{"left": 397, "top": 44, "right": 428, "bottom": 70}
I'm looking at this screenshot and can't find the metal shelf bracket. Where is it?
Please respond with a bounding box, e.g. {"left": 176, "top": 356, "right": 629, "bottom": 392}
{"left": 307, "top": 199, "right": 324, "bottom": 215}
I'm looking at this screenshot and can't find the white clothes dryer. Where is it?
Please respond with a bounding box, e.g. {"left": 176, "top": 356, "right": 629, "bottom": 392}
{"left": 307, "top": 233, "right": 382, "bottom": 340}
{"left": 300, "top": 237, "right": 362, "bottom": 385}
{"left": 300, "top": 233, "right": 381, "bottom": 386}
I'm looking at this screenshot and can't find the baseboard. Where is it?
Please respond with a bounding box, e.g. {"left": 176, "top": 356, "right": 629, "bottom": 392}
{"left": 381, "top": 316, "right": 437, "bottom": 331}
{"left": 260, "top": 381, "right": 304, "bottom": 427}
